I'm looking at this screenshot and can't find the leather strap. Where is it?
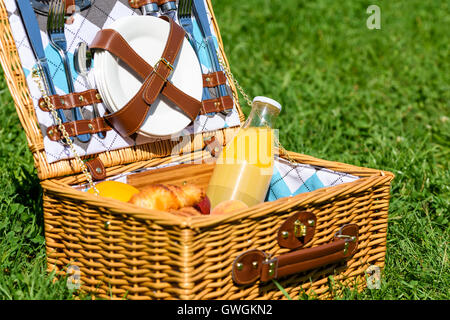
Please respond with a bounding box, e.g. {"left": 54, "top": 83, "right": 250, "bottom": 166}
{"left": 47, "top": 117, "right": 112, "bottom": 141}
{"left": 203, "top": 71, "right": 227, "bottom": 88}
{"left": 39, "top": 89, "right": 233, "bottom": 115}
{"left": 85, "top": 158, "right": 106, "bottom": 181}
{"left": 232, "top": 224, "right": 359, "bottom": 285}
{"left": 38, "top": 89, "right": 102, "bottom": 112}
{"left": 142, "top": 18, "right": 184, "bottom": 106}
{"left": 65, "top": 0, "right": 75, "bottom": 12}
{"left": 202, "top": 96, "right": 234, "bottom": 114}
{"left": 128, "top": 0, "right": 157, "bottom": 9}
{"left": 91, "top": 29, "right": 150, "bottom": 80}
{"left": 90, "top": 23, "right": 199, "bottom": 114}
{"left": 45, "top": 95, "right": 235, "bottom": 140}
{"left": 203, "top": 136, "right": 223, "bottom": 157}
{"left": 90, "top": 18, "right": 203, "bottom": 137}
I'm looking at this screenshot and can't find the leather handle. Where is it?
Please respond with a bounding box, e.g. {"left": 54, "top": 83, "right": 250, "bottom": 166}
{"left": 232, "top": 224, "right": 359, "bottom": 286}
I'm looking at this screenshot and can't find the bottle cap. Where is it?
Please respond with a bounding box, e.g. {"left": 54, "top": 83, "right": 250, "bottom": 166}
{"left": 253, "top": 96, "right": 282, "bottom": 111}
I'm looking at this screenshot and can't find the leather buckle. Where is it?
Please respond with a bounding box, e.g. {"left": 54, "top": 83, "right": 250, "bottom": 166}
{"left": 149, "top": 58, "right": 174, "bottom": 83}
{"left": 157, "top": 57, "right": 174, "bottom": 71}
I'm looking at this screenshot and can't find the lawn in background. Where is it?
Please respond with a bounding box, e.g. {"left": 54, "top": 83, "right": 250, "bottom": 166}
{"left": 0, "top": 0, "right": 448, "bottom": 299}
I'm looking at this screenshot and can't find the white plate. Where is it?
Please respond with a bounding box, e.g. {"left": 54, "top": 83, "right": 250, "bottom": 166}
{"left": 93, "top": 16, "right": 203, "bottom": 137}
{"left": 97, "top": 52, "right": 115, "bottom": 115}
{"left": 95, "top": 52, "right": 114, "bottom": 117}
{"left": 99, "top": 52, "right": 160, "bottom": 141}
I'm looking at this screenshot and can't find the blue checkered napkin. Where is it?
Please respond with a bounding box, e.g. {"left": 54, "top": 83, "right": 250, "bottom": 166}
{"left": 266, "top": 157, "right": 360, "bottom": 201}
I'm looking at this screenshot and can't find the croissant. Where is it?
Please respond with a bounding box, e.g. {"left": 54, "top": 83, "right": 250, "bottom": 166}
{"left": 129, "top": 184, "right": 206, "bottom": 212}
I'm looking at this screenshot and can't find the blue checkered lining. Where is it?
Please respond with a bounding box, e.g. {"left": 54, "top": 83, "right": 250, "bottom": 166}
{"left": 266, "top": 157, "right": 359, "bottom": 201}
{"left": 76, "top": 156, "right": 360, "bottom": 201}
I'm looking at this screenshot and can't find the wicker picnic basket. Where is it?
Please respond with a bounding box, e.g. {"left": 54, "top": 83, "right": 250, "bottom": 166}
{"left": 0, "top": 0, "right": 394, "bottom": 300}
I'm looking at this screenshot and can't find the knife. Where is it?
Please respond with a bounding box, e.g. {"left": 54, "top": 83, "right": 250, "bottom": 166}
{"left": 192, "top": 0, "right": 229, "bottom": 106}
{"left": 15, "top": 0, "right": 72, "bottom": 140}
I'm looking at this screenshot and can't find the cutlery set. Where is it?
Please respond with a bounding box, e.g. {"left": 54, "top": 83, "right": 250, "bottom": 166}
{"left": 16, "top": 0, "right": 94, "bottom": 142}
{"left": 130, "top": 0, "right": 176, "bottom": 16}
{"left": 15, "top": 0, "right": 233, "bottom": 144}
{"left": 74, "top": 42, "right": 107, "bottom": 139}
{"left": 47, "top": 0, "right": 91, "bottom": 142}
{"left": 31, "top": 0, "right": 91, "bottom": 15}
{"left": 178, "top": 0, "right": 232, "bottom": 115}
{"left": 16, "top": 0, "right": 73, "bottom": 139}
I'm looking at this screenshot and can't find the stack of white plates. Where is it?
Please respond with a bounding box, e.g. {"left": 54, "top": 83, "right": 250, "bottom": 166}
{"left": 93, "top": 16, "right": 203, "bottom": 138}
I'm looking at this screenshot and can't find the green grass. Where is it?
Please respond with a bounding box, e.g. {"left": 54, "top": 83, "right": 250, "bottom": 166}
{"left": 0, "top": 0, "right": 449, "bottom": 299}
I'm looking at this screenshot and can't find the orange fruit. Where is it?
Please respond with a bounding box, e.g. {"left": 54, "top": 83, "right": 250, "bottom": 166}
{"left": 87, "top": 181, "right": 140, "bottom": 202}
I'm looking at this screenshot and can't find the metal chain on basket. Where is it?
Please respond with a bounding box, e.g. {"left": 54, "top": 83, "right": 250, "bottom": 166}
{"left": 216, "top": 51, "right": 293, "bottom": 162}
{"left": 32, "top": 67, "right": 100, "bottom": 196}
{"left": 217, "top": 52, "right": 252, "bottom": 108}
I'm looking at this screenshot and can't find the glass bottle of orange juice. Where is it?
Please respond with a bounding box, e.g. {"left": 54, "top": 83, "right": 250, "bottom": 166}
{"left": 207, "top": 96, "right": 281, "bottom": 209}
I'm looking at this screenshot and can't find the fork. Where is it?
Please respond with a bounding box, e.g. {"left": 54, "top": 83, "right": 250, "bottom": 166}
{"left": 177, "top": 0, "right": 194, "bottom": 43}
{"left": 31, "top": 0, "right": 92, "bottom": 16}
{"left": 47, "top": 0, "right": 91, "bottom": 143}
{"left": 178, "top": 0, "right": 212, "bottom": 102}
{"left": 192, "top": 0, "right": 229, "bottom": 111}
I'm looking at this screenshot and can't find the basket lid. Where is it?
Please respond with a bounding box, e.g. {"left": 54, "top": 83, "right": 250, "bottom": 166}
{"left": 0, "top": 0, "right": 245, "bottom": 180}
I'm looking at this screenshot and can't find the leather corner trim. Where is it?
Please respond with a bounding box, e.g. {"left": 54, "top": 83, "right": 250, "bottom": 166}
{"left": 85, "top": 158, "right": 107, "bottom": 181}
{"left": 334, "top": 224, "right": 359, "bottom": 259}
{"left": 277, "top": 211, "right": 317, "bottom": 249}
{"left": 232, "top": 249, "right": 266, "bottom": 286}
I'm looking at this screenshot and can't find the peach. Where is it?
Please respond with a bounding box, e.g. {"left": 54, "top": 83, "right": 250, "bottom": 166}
{"left": 211, "top": 200, "right": 249, "bottom": 215}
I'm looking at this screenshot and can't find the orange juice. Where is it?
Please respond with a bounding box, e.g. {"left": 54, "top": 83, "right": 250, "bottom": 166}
{"left": 207, "top": 128, "right": 275, "bottom": 208}
{"left": 207, "top": 96, "right": 281, "bottom": 209}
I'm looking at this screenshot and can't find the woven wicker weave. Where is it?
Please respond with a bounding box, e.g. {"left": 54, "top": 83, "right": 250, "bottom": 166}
{"left": 0, "top": 0, "right": 394, "bottom": 300}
